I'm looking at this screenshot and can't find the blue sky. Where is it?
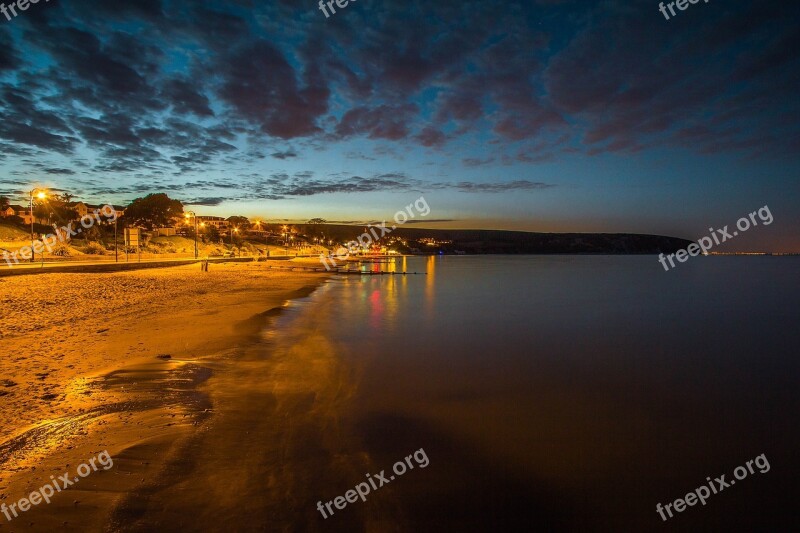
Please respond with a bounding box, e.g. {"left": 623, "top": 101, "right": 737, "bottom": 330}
{"left": 0, "top": 0, "right": 798, "bottom": 250}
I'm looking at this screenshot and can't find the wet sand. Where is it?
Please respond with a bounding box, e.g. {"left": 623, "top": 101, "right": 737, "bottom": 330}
{"left": 0, "top": 262, "right": 328, "bottom": 532}
{"left": 105, "top": 285, "right": 405, "bottom": 532}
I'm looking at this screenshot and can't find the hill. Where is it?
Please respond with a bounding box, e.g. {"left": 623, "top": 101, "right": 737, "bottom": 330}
{"left": 0, "top": 223, "right": 29, "bottom": 242}
{"left": 295, "top": 224, "right": 692, "bottom": 254}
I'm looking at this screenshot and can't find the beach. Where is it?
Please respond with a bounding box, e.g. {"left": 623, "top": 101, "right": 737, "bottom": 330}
{"left": 0, "top": 262, "right": 328, "bottom": 531}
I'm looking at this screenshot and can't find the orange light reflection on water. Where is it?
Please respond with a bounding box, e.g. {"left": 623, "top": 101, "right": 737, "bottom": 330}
{"left": 424, "top": 256, "right": 436, "bottom": 319}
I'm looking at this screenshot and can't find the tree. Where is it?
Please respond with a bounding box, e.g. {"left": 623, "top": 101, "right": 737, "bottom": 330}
{"left": 33, "top": 193, "right": 77, "bottom": 226}
{"left": 202, "top": 225, "right": 221, "bottom": 243}
{"left": 307, "top": 218, "right": 327, "bottom": 224}
{"left": 122, "top": 193, "right": 183, "bottom": 230}
{"left": 0, "top": 196, "right": 9, "bottom": 211}
{"left": 227, "top": 216, "right": 251, "bottom": 230}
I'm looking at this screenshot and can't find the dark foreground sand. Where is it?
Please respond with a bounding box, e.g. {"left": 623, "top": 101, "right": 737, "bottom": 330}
{"left": 0, "top": 262, "right": 328, "bottom": 532}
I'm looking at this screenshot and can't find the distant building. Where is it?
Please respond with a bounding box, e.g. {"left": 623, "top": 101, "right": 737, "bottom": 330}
{"left": 73, "top": 202, "right": 126, "bottom": 221}
{"left": 152, "top": 227, "right": 177, "bottom": 237}
{"left": 245, "top": 228, "right": 268, "bottom": 238}
{"left": 1, "top": 205, "right": 19, "bottom": 218}
{"left": 7, "top": 205, "right": 36, "bottom": 225}
{"left": 2, "top": 201, "right": 125, "bottom": 226}
{"left": 188, "top": 216, "right": 230, "bottom": 231}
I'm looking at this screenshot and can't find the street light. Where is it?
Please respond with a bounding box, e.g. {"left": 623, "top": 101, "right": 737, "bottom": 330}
{"left": 230, "top": 226, "right": 239, "bottom": 255}
{"left": 185, "top": 211, "right": 198, "bottom": 258}
{"left": 114, "top": 214, "right": 119, "bottom": 263}
{"left": 29, "top": 189, "right": 46, "bottom": 262}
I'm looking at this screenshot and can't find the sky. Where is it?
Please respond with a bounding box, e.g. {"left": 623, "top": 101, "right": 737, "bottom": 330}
{"left": 0, "top": 0, "right": 798, "bottom": 251}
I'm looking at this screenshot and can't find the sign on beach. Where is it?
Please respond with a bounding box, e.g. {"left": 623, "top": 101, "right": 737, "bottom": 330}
{"left": 125, "top": 228, "right": 141, "bottom": 248}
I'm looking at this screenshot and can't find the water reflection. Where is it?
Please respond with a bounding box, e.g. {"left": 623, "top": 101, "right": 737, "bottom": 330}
{"left": 303, "top": 256, "right": 800, "bottom": 531}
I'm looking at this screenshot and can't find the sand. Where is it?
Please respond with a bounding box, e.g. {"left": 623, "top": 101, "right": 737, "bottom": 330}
{"left": 0, "top": 262, "right": 328, "bottom": 532}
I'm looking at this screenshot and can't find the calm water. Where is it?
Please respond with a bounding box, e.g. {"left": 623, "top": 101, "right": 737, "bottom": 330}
{"left": 18, "top": 256, "right": 797, "bottom": 532}
{"left": 251, "top": 256, "right": 800, "bottom": 531}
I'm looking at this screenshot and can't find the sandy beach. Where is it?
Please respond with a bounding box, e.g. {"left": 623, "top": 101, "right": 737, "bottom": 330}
{"left": 0, "top": 262, "right": 328, "bottom": 532}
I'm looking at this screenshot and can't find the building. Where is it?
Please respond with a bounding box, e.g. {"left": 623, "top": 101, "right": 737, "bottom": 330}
{"left": 2, "top": 201, "right": 125, "bottom": 226}
{"left": 185, "top": 215, "right": 230, "bottom": 231}
{"left": 151, "top": 227, "right": 177, "bottom": 237}
{"left": 73, "top": 202, "right": 126, "bottom": 221}
{"left": 6, "top": 205, "right": 36, "bottom": 225}
{"left": 1, "top": 205, "right": 19, "bottom": 219}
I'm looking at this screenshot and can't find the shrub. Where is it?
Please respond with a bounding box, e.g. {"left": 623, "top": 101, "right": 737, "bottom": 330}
{"left": 51, "top": 243, "right": 72, "bottom": 257}
{"left": 84, "top": 241, "right": 106, "bottom": 255}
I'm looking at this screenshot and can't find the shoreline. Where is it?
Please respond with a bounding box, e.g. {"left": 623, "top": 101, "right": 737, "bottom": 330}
{"left": 0, "top": 263, "right": 329, "bottom": 531}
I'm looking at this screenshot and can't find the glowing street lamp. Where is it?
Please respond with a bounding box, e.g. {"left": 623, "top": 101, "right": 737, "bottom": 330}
{"left": 253, "top": 220, "right": 266, "bottom": 247}
{"left": 29, "top": 189, "right": 46, "bottom": 262}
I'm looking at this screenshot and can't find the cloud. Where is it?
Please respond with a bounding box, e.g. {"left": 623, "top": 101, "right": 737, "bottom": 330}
{"left": 184, "top": 197, "right": 227, "bottom": 206}
{"left": 217, "top": 39, "right": 328, "bottom": 139}
{"left": 43, "top": 168, "right": 77, "bottom": 175}
{"left": 0, "top": 0, "right": 795, "bottom": 193}
{"left": 335, "top": 105, "right": 419, "bottom": 141}
{"left": 271, "top": 150, "right": 298, "bottom": 160}
{"left": 463, "top": 157, "right": 495, "bottom": 167}
{"left": 416, "top": 127, "right": 447, "bottom": 148}
{"left": 452, "top": 180, "right": 555, "bottom": 193}
{"left": 403, "top": 218, "right": 456, "bottom": 224}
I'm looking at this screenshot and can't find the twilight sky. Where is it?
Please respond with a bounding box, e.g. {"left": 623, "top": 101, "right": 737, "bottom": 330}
{"left": 0, "top": 0, "right": 798, "bottom": 250}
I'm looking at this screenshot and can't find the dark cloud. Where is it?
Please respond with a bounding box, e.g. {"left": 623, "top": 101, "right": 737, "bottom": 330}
{"left": 157, "top": 172, "right": 555, "bottom": 203}
{"left": 463, "top": 157, "right": 496, "bottom": 167}
{"left": 43, "top": 168, "right": 77, "bottom": 175}
{"left": 452, "top": 180, "right": 555, "bottom": 193}
{"left": 416, "top": 127, "right": 447, "bottom": 148}
{"left": 271, "top": 150, "right": 298, "bottom": 160}
{"left": 184, "top": 197, "right": 227, "bottom": 206}
{"left": 403, "top": 218, "right": 456, "bottom": 224}
{"left": 162, "top": 78, "right": 214, "bottom": 117}
{"left": 0, "top": 0, "right": 795, "bottom": 191}
{"left": 345, "top": 152, "right": 377, "bottom": 161}
{"left": 217, "top": 39, "right": 328, "bottom": 139}
{"left": 335, "top": 105, "right": 419, "bottom": 141}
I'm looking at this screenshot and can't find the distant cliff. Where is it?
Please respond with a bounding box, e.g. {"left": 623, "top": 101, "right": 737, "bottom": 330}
{"left": 298, "top": 224, "right": 693, "bottom": 254}
{"left": 392, "top": 229, "right": 693, "bottom": 254}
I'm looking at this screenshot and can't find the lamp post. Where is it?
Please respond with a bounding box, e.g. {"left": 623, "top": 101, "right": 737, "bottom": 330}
{"left": 254, "top": 220, "right": 264, "bottom": 245}
{"left": 185, "top": 211, "right": 198, "bottom": 259}
{"left": 28, "top": 189, "right": 46, "bottom": 262}
{"left": 230, "top": 226, "right": 239, "bottom": 256}
{"left": 114, "top": 215, "right": 118, "bottom": 263}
